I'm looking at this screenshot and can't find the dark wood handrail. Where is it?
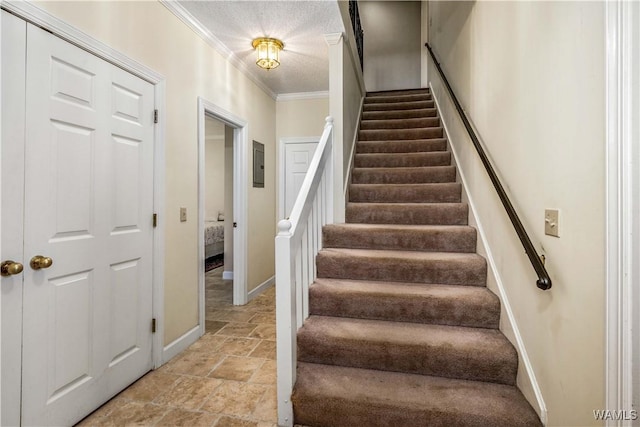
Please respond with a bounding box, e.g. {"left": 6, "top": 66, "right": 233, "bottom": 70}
{"left": 425, "top": 43, "right": 552, "bottom": 291}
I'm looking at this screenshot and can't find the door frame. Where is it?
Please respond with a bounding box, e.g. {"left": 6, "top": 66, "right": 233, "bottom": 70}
{"left": 605, "top": 0, "right": 640, "bottom": 422}
{"left": 278, "top": 136, "right": 320, "bottom": 221}
{"left": 197, "top": 97, "right": 249, "bottom": 327}
{"left": 0, "top": 3, "right": 166, "bottom": 424}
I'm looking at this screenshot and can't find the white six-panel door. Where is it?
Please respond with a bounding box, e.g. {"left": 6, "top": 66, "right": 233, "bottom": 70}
{"left": 284, "top": 142, "right": 318, "bottom": 217}
{"left": 14, "top": 23, "right": 155, "bottom": 426}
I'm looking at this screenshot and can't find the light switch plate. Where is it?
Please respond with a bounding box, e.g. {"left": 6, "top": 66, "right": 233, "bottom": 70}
{"left": 545, "top": 209, "right": 559, "bottom": 237}
{"left": 180, "top": 207, "right": 187, "bottom": 222}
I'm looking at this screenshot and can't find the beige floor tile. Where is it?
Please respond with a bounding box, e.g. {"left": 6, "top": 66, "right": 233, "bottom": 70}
{"left": 163, "top": 351, "right": 226, "bottom": 377}
{"left": 248, "top": 341, "right": 276, "bottom": 360}
{"left": 251, "top": 387, "right": 277, "bottom": 422}
{"left": 156, "top": 408, "right": 219, "bottom": 426}
{"left": 209, "top": 310, "right": 258, "bottom": 323}
{"left": 119, "top": 371, "right": 181, "bottom": 402}
{"left": 214, "top": 416, "right": 260, "bottom": 427}
{"left": 201, "top": 381, "right": 267, "bottom": 417}
{"left": 216, "top": 322, "right": 259, "bottom": 338}
{"left": 248, "top": 312, "right": 275, "bottom": 324}
{"left": 206, "top": 320, "right": 229, "bottom": 334}
{"left": 217, "top": 337, "right": 261, "bottom": 356}
{"left": 188, "top": 334, "right": 228, "bottom": 354}
{"left": 101, "top": 401, "right": 168, "bottom": 426}
{"left": 248, "top": 325, "right": 276, "bottom": 341}
{"left": 249, "top": 361, "right": 276, "bottom": 385}
{"left": 154, "top": 376, "right": 223, "bottom": 410}
{"left": 209, "top": 356, "right": 264, "bottom": 382}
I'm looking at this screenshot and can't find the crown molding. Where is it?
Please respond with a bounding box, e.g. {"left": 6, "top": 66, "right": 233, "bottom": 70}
{"left": 324, "top": 32, "right": 344, "bottom": 46}
{"left": 276, "top": 91, "right": 329, "bottom": 102}
{"left": 159, "top": 0, "right": 277, "bottom": 100}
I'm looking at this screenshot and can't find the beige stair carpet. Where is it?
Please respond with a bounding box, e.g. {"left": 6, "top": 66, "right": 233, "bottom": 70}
{"left": 291, "top": 88, "right": 541, "bottom": 427}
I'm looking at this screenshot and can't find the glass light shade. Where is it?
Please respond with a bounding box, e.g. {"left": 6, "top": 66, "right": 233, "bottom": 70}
{"left": 252, "top": 38, "right": 284, "bottom": 70}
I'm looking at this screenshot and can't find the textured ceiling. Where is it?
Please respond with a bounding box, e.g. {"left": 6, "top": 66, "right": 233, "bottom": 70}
{"left": 178, "top": 1, "right": 345, "bottom": 95}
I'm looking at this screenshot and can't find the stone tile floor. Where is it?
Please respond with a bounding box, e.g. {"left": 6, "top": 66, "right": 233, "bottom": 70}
{"left": 77, "top": 266, "right": 278, "bottom": 427}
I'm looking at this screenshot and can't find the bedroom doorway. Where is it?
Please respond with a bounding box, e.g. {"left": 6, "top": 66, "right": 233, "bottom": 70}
{"left": 197, "top": 98, "right": 249, "bottom": 337}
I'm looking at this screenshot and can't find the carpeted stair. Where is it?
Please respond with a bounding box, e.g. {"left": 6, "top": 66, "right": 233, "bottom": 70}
{"left": 291, "top": 88, "right": 542, "bottom": 426}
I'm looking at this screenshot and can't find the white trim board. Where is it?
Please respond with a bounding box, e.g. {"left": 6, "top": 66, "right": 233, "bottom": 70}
{"left": 605, "top": 1, "right": 640, "bottom": 423}
{"left": 429, "top": 82, "right": 548, "bottom": 425}
{"left": 162, "top": 325, "right": 200, "bottom": 363}
{"left": 343, "top": 96, "right": 365, "bottom": 201}
{"left": 276, "top": 91, "right": 329, "bottom": 102}
{"left": 159, "top": 0, "right": 277, "bottom": 101}
{"left": 248, "top": 275, "right": 275, "bottom": 301}
{"left": 197, "top": 97, "right": 250, "bottom": 341}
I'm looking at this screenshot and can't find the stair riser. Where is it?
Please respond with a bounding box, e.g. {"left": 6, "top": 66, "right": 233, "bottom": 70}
{"left": 360, "top": 117, "right": 440, "bottom": 130}
{"left": 309, "top": 285, "right": 500, "bottom": 329}
{"left": 363, "top": 100, "right": 435, "bottom": 111}
{"left": 356, "top": 139, "right": 447, "bottom": 154}
{"left": 359, "top": 128, "right": 443, "bottom": 141}
{"left": 349, "top": 184, "right": 461, "bottom": 204}
{"left": 351, "top": 167, "right": 456, "bottom": 184}
{"left": 323, "top": 227, "right": 475, "bottom": 253}
{"left": 364, "top": 94, "right": 433, "bottom": 104}
{"left": 345, "top": 203, "right": 469, "bottom": 225}
{"left": 293, "top": 393, "right": 531, "bottom": 427}
{"left": 298, "top": 330, "right": 517, "bottom": 385}
{"left": 316, "top": 253, "right": 487, "bottom": 286}
{"left": 355, "top": 152, "right": 451, "bottom": 168}
{"left": 363, "top": 109, "right": 437, "bottom": 120}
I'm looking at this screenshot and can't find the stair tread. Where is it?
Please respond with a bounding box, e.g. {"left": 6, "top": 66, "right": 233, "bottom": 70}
{"left": 293, "top": 363, "right": 542, "bottom": 427}
{"left": 323, "top": 223, "right": 476, "bottom": 252}
{"left": 320, "top": 247, "right": 485, "bottom": 261}
{"left": 309, "top": 278, "right": 499, "bottom": 328}
{"left": 324, "top": 223, "right": 473, "bottom": 232}
{"left": 351, "top": 166, "right": 457, "bottom": 183}
{"left": 300, "top": 315, "right": 513, "bottom": 357}
{"left": 345, "top": 202, "right": 469, "bottom": 226}
{"left": 298, "top": 315, "right": 516, "bottom": 384}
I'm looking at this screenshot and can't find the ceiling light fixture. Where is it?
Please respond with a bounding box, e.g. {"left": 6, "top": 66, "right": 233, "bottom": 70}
{"left": 252, "top": 37, "right": 284, "bottom": 70}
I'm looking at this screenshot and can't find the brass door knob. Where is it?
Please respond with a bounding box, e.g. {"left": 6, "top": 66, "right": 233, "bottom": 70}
{"left": 1, "top": 260, "right": 24, "bottom": 277}
{"left": 30, "top": 255, "right": 53, "bottom": 270}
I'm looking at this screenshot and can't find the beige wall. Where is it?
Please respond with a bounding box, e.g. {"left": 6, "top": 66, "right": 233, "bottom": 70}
{"left": 427, "top": 1, "right": 605, "bottom": 425}
{"left": 276, "top": 97, "right": 329, "bottom": 141}
{"left": 360, "top": 1, "right": 422, "bottom": 92}
{"left": 275, "top": 97, "right": 329, "bottom": 221}
{"left": 35, "top": 1, "right": 277, "bottom": 345}
{"left": 204, "top": 117, "right": 225, "bottom": 221}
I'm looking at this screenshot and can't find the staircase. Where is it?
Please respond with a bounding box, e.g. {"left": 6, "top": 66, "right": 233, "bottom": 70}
{"left": 290, "top": 89, "right": 542, "bottom": 426}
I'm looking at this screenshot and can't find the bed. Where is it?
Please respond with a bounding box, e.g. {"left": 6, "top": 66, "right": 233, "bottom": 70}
{"left": 205, "top": 220, "right": 225, "bottom": 259}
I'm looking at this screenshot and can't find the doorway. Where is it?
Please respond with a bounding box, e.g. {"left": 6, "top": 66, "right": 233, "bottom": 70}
{"left": 197, "top": 98, "right": 249, "bottom": 336}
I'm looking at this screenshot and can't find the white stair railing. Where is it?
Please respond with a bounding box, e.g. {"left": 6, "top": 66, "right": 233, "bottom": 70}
{"left": 276, "top": 117, "right": 334, "bottom": 427}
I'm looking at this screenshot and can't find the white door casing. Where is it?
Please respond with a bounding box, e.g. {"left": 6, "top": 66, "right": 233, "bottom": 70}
{"left": 2, "top": 22, "right": 156, "bottom": 426}
{"left": 278, "top": 137, "right": 320, "bottom": 220}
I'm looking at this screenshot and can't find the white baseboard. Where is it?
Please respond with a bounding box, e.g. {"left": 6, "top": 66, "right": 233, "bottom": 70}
{"left": 161, "top": 324, "right": 201, "bottom": 364}
{"left": 429, "top": 82, "right": 548, "bottom": 425}
{"left": 222, "top": 270, "right": 234, "bottom": 280}
{"left": 248, "top": 275, "right": 275, "bottom": 301}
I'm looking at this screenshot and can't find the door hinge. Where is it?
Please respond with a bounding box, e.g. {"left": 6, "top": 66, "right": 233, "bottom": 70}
{"left": 152, "top": 318, "right": 157, "bottom": 333}
{"left": 153, "top": 213, "right": 157, "bottom": 228}
{"left": 153, "top": 109, "right": 158, "bottom": 124}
